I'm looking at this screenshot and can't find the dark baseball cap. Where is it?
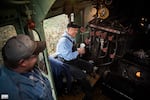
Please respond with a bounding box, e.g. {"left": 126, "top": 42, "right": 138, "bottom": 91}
{"left": 3, "top": 34, "right": 46, "bottom": 62}
{"left": 67, "top": 22, "right": 81, "bottom": 28}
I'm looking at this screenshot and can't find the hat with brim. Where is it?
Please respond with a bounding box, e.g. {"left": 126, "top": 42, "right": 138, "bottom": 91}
{"left": 4, "top": 34, "right": 46, "bottom": 62}
{"left": 33, "top": 41, "right": 46, "bottom": 55}
{"left": 67, "top": 22, "right": 81, "bottom": 28}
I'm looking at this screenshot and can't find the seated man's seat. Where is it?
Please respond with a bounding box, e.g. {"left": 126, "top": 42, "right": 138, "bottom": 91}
{"left": 49, "top": 56, "right": 88, "bottom": 95}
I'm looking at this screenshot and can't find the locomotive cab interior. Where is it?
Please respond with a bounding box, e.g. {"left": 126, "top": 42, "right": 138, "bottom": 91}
{"left": 0, "top": 0, "right": 150, "bottom": 100}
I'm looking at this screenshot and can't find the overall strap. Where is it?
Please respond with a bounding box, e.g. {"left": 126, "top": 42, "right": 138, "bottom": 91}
{"left": 62, "top": 36, "right": 76, "bottom": 52}
{"left": 62, "top": 36, "right": 74, "bottom": 43}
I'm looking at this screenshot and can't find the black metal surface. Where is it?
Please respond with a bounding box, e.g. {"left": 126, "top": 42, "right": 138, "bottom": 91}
{"left": 99, "top": 52, "right": 150, "bottom": 100}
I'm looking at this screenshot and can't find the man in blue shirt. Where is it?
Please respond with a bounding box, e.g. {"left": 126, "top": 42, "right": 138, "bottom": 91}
{"left": 0, "top": 34, "right": 54, "bottom": 100}
{"left": 56, "top": 22, "right": 93, "bottom": 76}
{"left": 55, "top": 22, "right": 100, "bottom": 100}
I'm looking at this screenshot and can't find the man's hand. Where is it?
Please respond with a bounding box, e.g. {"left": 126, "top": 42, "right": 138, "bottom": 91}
{"left": 77, "top": 47, "right": 85, "bottom": 55}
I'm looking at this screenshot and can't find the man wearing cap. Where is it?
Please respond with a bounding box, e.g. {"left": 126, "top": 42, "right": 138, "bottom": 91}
{"left": 55, "top": 22, "right": 99, "bottom": 100}
{"left": 0, "top": 34, "right": 54, "bottom": 100}
{"left": 56, "top": 22, "right": 94, "bottom": 77}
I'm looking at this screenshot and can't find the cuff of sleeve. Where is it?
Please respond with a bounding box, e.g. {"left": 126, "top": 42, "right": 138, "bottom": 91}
{"left": 74, "top": 51, "right": 79, "bottom": 56}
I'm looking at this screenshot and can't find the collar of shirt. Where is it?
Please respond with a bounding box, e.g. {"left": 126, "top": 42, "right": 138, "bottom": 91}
{"left": 63, "top": 31, "right": 75, "bottom": 43}
{"left": 2, "top": 66, "right": 35, "bottom": 86}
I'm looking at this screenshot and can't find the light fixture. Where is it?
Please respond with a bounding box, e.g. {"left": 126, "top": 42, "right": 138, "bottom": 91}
{"left": 136, "top": 71, "right": 141, "bottom": 78}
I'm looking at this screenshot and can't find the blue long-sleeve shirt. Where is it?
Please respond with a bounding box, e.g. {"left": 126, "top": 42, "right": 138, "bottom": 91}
{"left": 55, "top": 31, "right": 79, "bottom": 61}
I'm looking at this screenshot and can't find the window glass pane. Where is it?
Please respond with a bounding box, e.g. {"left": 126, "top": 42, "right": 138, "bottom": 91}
{"left": 0, "top": 25, "right": 17, "bottom": 64}
{"left": 44, "top": 14, "right": 69, "bottom": 55}
{"left": 32, "top": 30, "right": 48, "bottom": 74}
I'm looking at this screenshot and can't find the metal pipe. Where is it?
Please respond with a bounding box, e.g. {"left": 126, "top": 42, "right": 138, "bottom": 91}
{"left": 102, "top": 82, "right": 134, "bottom": 100}
{"left": 7, "top": 0, "right": 30, "bottom": 4}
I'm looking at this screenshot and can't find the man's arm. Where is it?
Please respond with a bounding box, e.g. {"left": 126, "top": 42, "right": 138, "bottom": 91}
{"left": 56, "top": 38, "right": 79, "bottom": 61}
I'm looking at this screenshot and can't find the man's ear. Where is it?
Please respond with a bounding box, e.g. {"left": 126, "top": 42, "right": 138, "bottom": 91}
{"left": 18, "top": 59, "right": 26, "bottom": 67}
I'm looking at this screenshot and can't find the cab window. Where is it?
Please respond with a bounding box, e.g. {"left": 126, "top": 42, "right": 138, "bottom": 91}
{"left": 43, "top": 14, "right": 69, "bottom": 55}
{"left": 32, "top": 30, "right": 48, "bottom": 75}
{"left": 0, "top": 25, "right": 17, "bottom": 64}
